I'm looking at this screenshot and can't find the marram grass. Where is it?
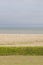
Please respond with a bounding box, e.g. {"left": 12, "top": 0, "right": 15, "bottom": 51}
{"left": 0, "top": 46, "right": 43, "bottom": 55}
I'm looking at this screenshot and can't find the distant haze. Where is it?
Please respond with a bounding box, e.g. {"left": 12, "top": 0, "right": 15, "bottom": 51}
{"left": 0, "top": 0, "right": 43, "bottom": 28}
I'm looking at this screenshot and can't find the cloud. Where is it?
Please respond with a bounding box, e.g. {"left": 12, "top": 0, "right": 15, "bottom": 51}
{"left": 0, "top": 0, "right": 43, "bottom": 27}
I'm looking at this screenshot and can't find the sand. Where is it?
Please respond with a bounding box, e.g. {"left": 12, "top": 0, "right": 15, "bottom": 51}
{"left": 0, "top": 34, "right": 43, "bottom": 46}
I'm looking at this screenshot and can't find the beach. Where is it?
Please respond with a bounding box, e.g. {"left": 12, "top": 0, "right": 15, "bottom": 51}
{"left": 0, "top": 34, "right": 43, "bottom": 46}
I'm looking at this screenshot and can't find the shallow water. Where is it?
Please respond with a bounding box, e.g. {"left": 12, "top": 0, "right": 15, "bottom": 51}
{"left": 0, "top": 27, "right": 43, "bottom": 34}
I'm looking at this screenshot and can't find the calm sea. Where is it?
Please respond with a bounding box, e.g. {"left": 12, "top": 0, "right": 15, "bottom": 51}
{"left": 0, "top": 27, "right": 43, "bottom": 34}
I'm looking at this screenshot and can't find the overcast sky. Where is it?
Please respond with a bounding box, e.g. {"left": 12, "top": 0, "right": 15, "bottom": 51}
{"left": 0, "top": 0, "right": 43, "bottom": 27}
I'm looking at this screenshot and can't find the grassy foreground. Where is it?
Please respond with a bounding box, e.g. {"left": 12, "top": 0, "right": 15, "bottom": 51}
{"left": 0, "top": 46, "right": 43, "bottom": 55}
{"left": 0, "top": 56, "right": 43, "bottom": 65}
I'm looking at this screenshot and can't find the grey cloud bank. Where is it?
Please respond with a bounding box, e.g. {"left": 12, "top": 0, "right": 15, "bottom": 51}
{"left": 0, "top": 0, "right": 43, "bottom": 27}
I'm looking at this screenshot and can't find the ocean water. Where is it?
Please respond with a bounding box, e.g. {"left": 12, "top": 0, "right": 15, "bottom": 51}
{"left": 0, "top": 27, "right": 43, "bottom": 34}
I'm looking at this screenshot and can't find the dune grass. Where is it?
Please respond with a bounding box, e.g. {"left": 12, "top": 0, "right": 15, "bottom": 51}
{"left": 0, "top": 56, "right": 43, "bottom": 65}
{"left": 0, "top": 46, "right": 43, "bottom": 55}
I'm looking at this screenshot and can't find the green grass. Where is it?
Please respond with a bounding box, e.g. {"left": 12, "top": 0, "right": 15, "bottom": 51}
{"left": 0, "top": 46, "right": 43, "bottom": 55}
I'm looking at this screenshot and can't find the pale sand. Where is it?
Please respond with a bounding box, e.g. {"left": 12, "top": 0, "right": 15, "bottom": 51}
{"left": 0, "top": 34, "right": 43, "bottom": 46}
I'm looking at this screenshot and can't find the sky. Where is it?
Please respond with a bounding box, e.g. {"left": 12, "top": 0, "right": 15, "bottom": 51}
{"left": 0, "top": 0, "right": 43, "bottom": 27}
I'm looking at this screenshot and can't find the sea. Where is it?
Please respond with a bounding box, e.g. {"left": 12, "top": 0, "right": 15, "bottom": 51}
{"left": 0, "top": 27, "right": 43, "bottom": 34}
